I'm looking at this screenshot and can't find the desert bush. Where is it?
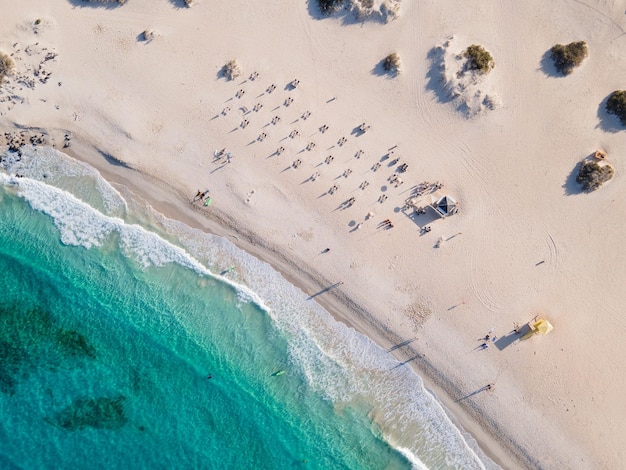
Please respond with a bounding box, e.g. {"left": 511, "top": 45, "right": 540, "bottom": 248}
{"left": 382, "top": 52, "right": 401, "bottom": 75}
{"left": 464, "top": 44, "right": 494, "bottom": 74}
{"left": 0, "top": 51, "right": 14, "bottom": 83}
{"left": 576, "top": 160, "right": 614, "bottom": 191}
{"left": 550, "top": 41, "right": 588, "bottom": 75}
{"left": 223, "top": 60, "right": 241, "bottom": 81}
{"left": 606, "top": 90, "right": 626, "bottom": 126}
{"left": 141, "top": 30, "right": 155, "bottom": 42}
{"left": 318, "top": 0, "right": 344, "bottom": 15}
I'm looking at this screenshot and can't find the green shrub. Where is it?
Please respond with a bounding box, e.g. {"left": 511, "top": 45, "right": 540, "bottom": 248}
{"left": 382, "top": 53, "right": 401, "bottom": 75}
{"left": 318, "top": 0, "right": 344, "bottom": 15}
{"left": 464, "top": 44, "right": 494, "bottom": 74}
{"left": 550, "top": 41, "right": 588, "bottom": 75}
{"left": 576, "top": 160, "right": 614, "bottom": 191}
{"left": 0, "top": 51, "right": 13, "bottom": 83}
{"left": 606, "top": 90, "right": 626, "bottom": 126}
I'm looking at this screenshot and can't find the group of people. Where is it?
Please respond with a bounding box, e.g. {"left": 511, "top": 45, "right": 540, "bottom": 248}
{"left": 193, "top": 189, "right": 211, "bottom": 203}
{"left": 218, "top": 80, "right": 430, "bottom": 243}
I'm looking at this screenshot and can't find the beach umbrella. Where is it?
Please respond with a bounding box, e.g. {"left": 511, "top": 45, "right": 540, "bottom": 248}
{"left": 531, "top": 319, "right": 553, "bottom": 335}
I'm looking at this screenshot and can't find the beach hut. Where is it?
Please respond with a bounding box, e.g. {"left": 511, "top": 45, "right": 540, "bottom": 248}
{"left": 432, "top": 195, "right": 458, "bottom": 218}
{"left": 530, "top": 318, "right": 553, "bottom": 335}
{"left": 521, "top": 318, "right": 554, "bottom": 339}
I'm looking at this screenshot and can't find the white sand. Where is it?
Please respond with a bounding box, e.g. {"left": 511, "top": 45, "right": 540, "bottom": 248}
{"left": 2, "top": 0, "right": 626, "bottom": 467}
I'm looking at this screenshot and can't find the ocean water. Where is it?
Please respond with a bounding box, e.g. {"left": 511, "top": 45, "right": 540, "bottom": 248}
{"left": 0, "top": 147, "right": 495, "bottom": 469}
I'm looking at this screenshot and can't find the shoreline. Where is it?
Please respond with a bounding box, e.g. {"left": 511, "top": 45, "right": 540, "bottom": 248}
{"left": 58, "top": 135, "right": 525, "bottom": 469}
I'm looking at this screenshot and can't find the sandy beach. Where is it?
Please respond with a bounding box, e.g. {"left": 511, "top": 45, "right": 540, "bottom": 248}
{"left": 2, "top": 0, "right": 626, "bottom": 468}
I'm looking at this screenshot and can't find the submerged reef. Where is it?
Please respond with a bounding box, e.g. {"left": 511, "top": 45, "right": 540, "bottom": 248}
{"left": 50, "top": 396, "right": 127, "bottom": 430}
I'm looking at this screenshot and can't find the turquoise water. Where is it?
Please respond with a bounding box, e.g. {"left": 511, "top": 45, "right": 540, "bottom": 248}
{"left": 0, "top": 147, "right": 493, "bottom": 469}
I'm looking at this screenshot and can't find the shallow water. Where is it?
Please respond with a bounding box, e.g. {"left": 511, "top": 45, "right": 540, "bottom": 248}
{"left": 0, "top": 147, "right": 495, "bottom": 469}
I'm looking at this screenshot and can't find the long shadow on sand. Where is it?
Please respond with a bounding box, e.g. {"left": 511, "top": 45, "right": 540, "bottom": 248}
{"left": 167, "top": 0, "right": 193, "bottom": 9}
{"left": 401, "top": 203, "right": 440, "bottom": 232}
{"left": 389, "top": 354, "right": 422, "bottom": 370}
{"left": 307, "top": 282, "right": 343, "bottom": 299}
{"left": 562, "top": 161, "right": 584, "bottom": 196}
{"left": 371, "top": 58, "right": 395, "bottom": 78}
{"left": 538, "top": 50, "right": 562, "bottom": 78}
{"left": 597, "top": 94, "right": 625, "bottom": 133}
{"left": 68, "top": 0, "right": 191, "bottom": 10}
{"left": 425, "top": 46, "right": 454, "bottom": 105}
{"left": 67, "top": 0, "right": 124, "bottom": 9}
{"left": 455, "top": 385, "right": 492, "bottom": 402}
{"left": 98, "top": 148, "right": 133, "bottom": 169}
{"left": 386, "top": 337, "right": 417, "bottom": 353}
{"left": 494, "top": 329, "right": 524, "bottom": 351}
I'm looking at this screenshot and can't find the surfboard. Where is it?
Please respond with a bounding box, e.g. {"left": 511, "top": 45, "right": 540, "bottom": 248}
{"left": 204, "top": 197, "right": 212, "bottom": 206}
{"left": 272, "top": 370, "right": 286, "bottom": 377}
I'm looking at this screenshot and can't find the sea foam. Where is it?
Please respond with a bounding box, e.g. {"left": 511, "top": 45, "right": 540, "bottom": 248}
{"left": 1, "top": 148, "right": 495, "bottom": 469}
